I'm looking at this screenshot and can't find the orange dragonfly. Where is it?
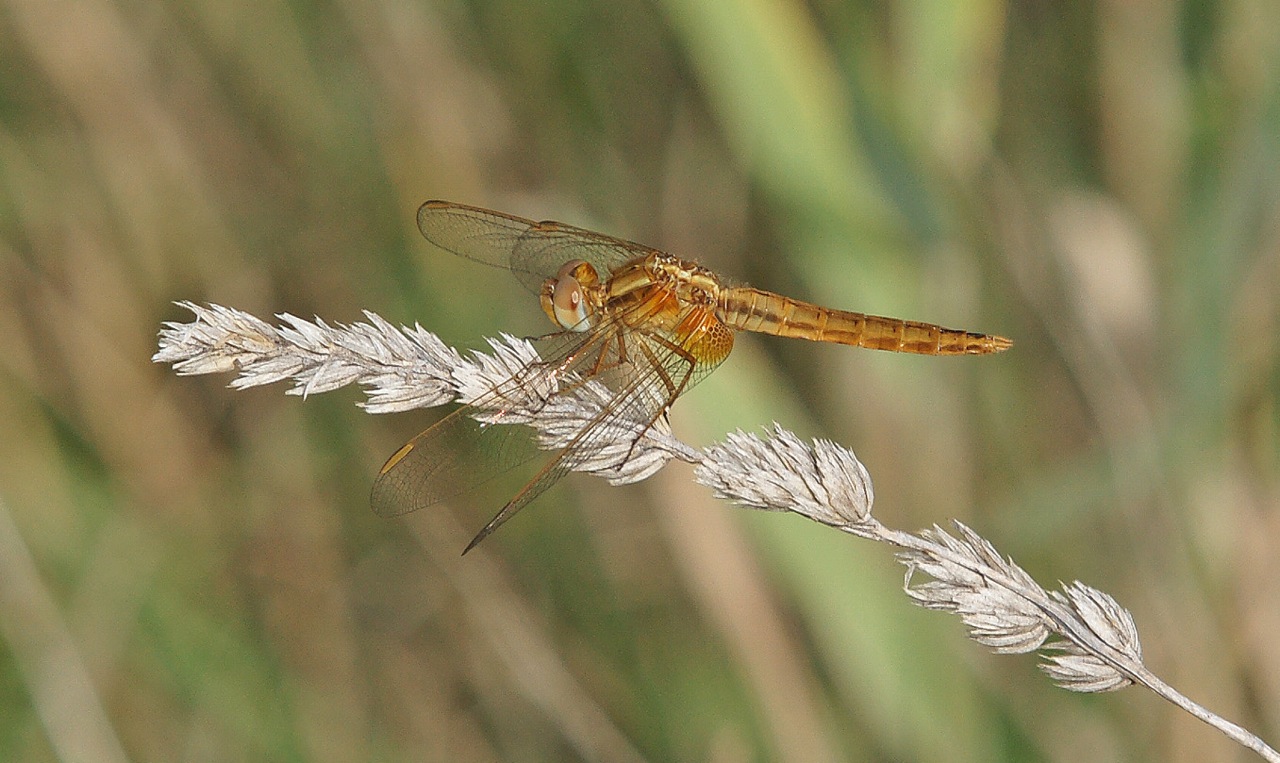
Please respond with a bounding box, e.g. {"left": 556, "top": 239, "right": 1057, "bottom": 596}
{"left": 373, "top": 201, "right": 1011, "bottom": 552}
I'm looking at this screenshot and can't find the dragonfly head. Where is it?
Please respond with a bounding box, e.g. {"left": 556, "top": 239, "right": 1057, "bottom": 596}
{"left": 541, "top": 259, "right": 600, "bottom": 331}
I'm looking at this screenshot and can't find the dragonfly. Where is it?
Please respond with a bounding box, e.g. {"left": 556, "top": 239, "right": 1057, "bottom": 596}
{"left": 373, "top": 201, "right": 1011, "bottom": 552}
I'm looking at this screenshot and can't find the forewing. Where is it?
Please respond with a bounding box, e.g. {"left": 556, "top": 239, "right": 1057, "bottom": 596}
{"left": 509, "top": 219, "right": 649, "bottom": 292}
{"left": 370, "top": 407, "right": 541, "bottom": 517}
{"left": 416, "top": 201, "right": 652, "bottom": 293}
{"left": 370, "top": 323, "right": 623, "bottom": 518}
{"left": 416, "top": 201, "right": 538, "bottom": 277}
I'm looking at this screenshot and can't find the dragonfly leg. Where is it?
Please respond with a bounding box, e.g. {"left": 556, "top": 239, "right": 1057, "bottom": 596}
{"left": 620, "top": 334, "right": 696, "bottom": 461}
{"left": 517, "top": 328, "right": 629, "bottom": 409}
{"left": 589, "top": 334, "right": 618, "bottom": 376}
{"left": 547, "top": 338, "right": 631, "bottom": 400}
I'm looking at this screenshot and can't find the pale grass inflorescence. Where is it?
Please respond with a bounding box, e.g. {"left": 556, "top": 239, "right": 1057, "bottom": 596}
{"left": 153, "top": 302, "right": 1279, "bottom": 762}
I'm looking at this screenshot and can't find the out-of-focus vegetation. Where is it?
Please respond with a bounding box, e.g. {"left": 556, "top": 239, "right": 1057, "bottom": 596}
{"left": 1, "top": 0, "right": 1278, "bottom": 760}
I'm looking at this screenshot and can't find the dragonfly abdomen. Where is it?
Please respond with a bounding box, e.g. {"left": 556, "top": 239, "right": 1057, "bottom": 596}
{"left": 718, "top": 287, "right": 1011, "bottom": 355}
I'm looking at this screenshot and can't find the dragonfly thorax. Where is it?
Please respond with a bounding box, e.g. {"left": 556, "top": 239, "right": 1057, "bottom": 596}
{"left": 541, "top": 259, "right": 603, "bottom": 331}
{"left": 648, "top": 254, "right": 722, "bottom": 306}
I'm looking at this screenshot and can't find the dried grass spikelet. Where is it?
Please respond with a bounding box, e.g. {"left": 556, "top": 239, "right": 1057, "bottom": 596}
{"left": 155, "top": 303, "right": 1280, "bottom": 762}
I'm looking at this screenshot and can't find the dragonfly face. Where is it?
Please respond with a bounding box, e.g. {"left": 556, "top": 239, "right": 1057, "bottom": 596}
{"left": 373, "top": 200, "right": 1012, "bottom": 553}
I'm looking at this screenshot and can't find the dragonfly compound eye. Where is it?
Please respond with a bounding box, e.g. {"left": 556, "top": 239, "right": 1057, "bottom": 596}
{"left": 552, "top": 260, "right": 591, "bottom": 330}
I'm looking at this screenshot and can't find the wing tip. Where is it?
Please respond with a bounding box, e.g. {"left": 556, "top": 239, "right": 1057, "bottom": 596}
{"left": 461, "top": 513, "right": 503, "bottom": 555}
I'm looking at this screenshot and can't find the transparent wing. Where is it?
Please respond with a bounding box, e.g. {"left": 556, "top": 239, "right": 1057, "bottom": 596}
{"left": 452, "top": 315, "right": 731, "bottom": 553}
{"left": 371, "top": 294, "right": 734, "bottom": 552}
{"left": 369, "top": 323, "right": 625, "bottom": 517}
{"left": 370, "top": 408, "right": 538, "bottom": 517}
{"left": 416, "top": 201, "right": 654, "bottom": 293}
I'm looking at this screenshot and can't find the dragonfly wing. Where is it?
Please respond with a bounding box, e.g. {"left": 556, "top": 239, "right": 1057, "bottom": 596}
{"left": 510, "top": 220, "right": 647, "bottom": 291}
{"left": 416, "top": 201, "right": 541, "bottom": 280}
{"left": 371, "top": 311, "right": 631, "bottom": 518}
{"left": 371, "top": 406, "right": 542, "bottom": 517}
{"left": 416, "top": 201, "right": 651, "bottom": 293}
{"left": 461, "top": 311, "right": 733, "bottom": 552}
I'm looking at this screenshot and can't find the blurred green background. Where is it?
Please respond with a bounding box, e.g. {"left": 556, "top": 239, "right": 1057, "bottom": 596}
{"left": 2, "top": 0, "right": 1278, "bottom": 760}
